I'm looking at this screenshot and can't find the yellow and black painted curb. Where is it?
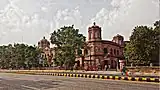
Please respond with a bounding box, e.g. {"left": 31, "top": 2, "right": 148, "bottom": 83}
{"left": 13, "top": 72, "right": 160, "bottom": 83}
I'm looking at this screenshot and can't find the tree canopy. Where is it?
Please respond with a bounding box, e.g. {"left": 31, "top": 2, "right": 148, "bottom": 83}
{"left": 0, "top": 44, "right": 42, "bottom": 69}
{"left": 50, "top": 25, "right": 86, "bottom": 69}
{"left": 124, "top": 20, "right": 160, "bottom": 66}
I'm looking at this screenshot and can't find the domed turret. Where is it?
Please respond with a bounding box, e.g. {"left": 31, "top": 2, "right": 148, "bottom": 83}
{"left": 112, "top": 34, "right": 124, "bottom": 45}
{"left": 88, "top": 22, "right": 102, "bottom": 41}
{"left": 38, "top": 36, "right": 50, "bottom": 49}
{"left": 41, "top": 37, "right": 50, "bottom": 44}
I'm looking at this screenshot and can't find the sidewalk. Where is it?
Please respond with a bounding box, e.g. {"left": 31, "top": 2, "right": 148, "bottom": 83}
{"left": 81, "top": 71, "right": 121, "bottom": 75}
{"left": 75, "top": 71, "right": 160, "bottom": 77}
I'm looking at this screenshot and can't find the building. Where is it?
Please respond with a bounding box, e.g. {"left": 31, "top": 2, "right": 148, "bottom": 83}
{"left": 38, "top": 37, "right": 54, "bottom": 66}
{"left": 75, "top": 22, "right": 126, "bottom": 70}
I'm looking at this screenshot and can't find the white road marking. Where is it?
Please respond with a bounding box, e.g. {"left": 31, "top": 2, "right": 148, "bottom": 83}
{"left": 21, "top": 85, "right": 40, "bottom": 90}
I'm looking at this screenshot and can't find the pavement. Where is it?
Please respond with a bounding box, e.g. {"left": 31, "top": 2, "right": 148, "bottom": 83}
{"left": 76, "top": 71, "right": 160, "bottom": 76}
{"left": 71, "top": 71, "right": 160, "bottom": 78}
{"left": 76, "top": 71, "right": 121, "bottom": 74}
{"left": 0, "top": 73, "right": 159, "bottom": 90}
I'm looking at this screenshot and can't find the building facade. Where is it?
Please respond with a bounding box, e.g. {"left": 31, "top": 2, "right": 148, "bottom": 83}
{"left": 75, "top": 22, "right": 126, "bottom": 70}
{"left": 38, "top": 37, "right": 54, "bottom": 65}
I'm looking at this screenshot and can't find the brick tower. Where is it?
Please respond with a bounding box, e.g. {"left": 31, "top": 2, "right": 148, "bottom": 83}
{"left": 88, "top": 22, "right": 102, "bottom": 41}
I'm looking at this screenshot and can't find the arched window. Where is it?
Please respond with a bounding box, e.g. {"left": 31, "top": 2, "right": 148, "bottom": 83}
{"left": 114, "top": 49, "right": 116, "bottom": 55}
{"left": 117, "top": 50, "right": 119, "bottom": 55}
{"left": 95, "top": 31, "right": 100, "bottom": 39}
{"left": 110, "top": 48, "right": 113, "bottom": 55}
{"left": 77, "top": 60, "right": 80, "bottom": 67}
{"left": 89, "top": 31, "right": 91, "bottom": 39}
{"left": 103, "top": 48, "right": 108, "bottom": 55}
{"left": 95, "top": 32, "right": 97, "bottom": 38}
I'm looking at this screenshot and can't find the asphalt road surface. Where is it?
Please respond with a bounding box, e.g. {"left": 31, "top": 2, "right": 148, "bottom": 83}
{"left": 0, "top": 73, "right": 159, "bottom": 90}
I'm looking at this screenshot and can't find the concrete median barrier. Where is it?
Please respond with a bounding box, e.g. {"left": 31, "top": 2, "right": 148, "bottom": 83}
{"left": 1, "top": 70, "right": 159, "bottom": 83}
{"left": 41, "top": 72, "right": 159, "bottom": 83}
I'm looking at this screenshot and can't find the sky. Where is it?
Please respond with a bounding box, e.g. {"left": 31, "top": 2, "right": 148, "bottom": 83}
{"left": 0, "top": 0, "right": 159, "bottom": 46}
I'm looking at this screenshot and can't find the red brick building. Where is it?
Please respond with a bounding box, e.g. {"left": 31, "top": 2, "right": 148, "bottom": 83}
{"left": 38, "top": 37, "right": 53, "bottom": 65}
{"left": 75, "top": 22, "right": 126, "bottom": 70}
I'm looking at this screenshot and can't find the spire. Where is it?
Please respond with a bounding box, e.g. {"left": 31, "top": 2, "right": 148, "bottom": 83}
{"left": 93, "top": 22, "right": 96, "bottom": 26}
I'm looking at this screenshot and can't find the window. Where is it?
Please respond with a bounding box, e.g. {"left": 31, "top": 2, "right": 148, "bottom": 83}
{"left": 95, "top": 32, "right": 98, "bottom": 38}
{"left": 89, "top": 32, "right": 91, "bottom": 39}
{"left": 117, "top": 50, "right": 119, "bottom": 55}
{"left": 110, "top": 48, "right": 113, "bottom": 55}
{"left": 77, "top": 60, "right": 80, "bottom": 67}
{"left": 103, "top": 48, "right": 108, "bottom": 55}
{"left": 114, "top": 49, "right": 116, "bottom": 55}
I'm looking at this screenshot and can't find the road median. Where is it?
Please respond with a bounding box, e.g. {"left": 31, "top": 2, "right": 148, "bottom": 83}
{"left": 0, "top": 70, "right": 159, "bottom": 83}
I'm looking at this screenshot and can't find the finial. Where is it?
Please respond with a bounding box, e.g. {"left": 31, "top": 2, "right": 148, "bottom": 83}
{"left": 43, "top": 36, "right": 45, "bottom": 39}
{"left": 93, "top": 22, "right": 96, "bottom": 25}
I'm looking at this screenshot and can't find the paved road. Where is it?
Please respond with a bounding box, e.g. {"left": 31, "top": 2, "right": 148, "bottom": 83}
{"left": 0, "top": 73, "right": 159, "bottom": 90}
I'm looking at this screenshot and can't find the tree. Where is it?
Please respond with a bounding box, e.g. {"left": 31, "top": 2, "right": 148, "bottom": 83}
{"left": 124, "top": 20, "right": 160, "bottom": 66}
{"left": 24, "top": 45, "right": 41, "bottom": 69}
{"left": 13, "top": 44, "right": 27, "bottom": 69}
{"left": 0, "top": 43, "right": 42, "bottom": 69}
{"left": 151, "top": 20, "right": 160, "bottom": 65}
{"left": 50, "top": 25, "right": 86, "bottom": 69}
{"left": 0, "top": 45, "right": 8, "bottom": 69}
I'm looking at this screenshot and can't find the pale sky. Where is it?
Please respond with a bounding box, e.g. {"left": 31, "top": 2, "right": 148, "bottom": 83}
{"left": 0, "top": 0, "right": 159, "bottom": 45}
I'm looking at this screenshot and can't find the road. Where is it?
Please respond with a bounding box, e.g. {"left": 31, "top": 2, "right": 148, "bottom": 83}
{"left": 0, "top": 73, "right": 159, "bottom": 90}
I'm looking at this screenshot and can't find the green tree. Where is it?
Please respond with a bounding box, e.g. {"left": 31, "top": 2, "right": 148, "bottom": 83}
{"left": 151, "top": 20, "right": 160, "bottom": 65}
{"left": 24, "top": 45, "right": 41, "bottom": 69}
{"left": 50, "top": 25, "right": 86, "bottom": 69}
{"left": 0, "top": 43, "right": 42, "bottom": 69}
{"left": 124, "top": 20, "right": 160, "bottom": 66}
{"left": 0, "top": 45, "right": 8, "bottom": 69}
{"left": 14, "top": 44, "right": 26, "bottom": 69}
